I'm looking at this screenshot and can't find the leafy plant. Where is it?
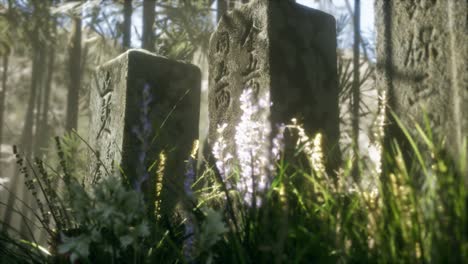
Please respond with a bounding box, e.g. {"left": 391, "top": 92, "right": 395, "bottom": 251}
{"left": 57, "top": 176, "right": 150, "bottom": 263}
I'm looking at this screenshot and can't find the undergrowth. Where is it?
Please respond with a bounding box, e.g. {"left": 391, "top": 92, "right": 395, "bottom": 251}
{"left": 0, "top": 120, "right": 466, "bottom": 263}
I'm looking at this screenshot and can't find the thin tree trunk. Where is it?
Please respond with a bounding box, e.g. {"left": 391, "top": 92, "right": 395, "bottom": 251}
{"left": 344, "top": 0, "right": 369, "bottom": 61}
{"left": 41, "top": 36, "right": 55, "bottom": 136}
{"left": 34, "top": 49, "right": 44, "bottom": 151}
{"left": 19, "top": 0, "right": 52, "bottom": 239}
{"left": 66, "top": 14, "right": 82, "bottom": 131}
{"left": 351, "top": 0, "right": 361, "bottom": 180}
{"left": 217, "top": 0, "right": 227, "bottom": 21}
{"left": 1, "top": 0, "right": 18, "bottom": 234}
{"left": 36, "top": 46, "right": 55, "bottom": 156}
{"left": 21, "top": 51, "right": 39, "bottom": 156}
{"left": 20, "top": 49, "right": 45, "bottom": 237}
{"left": 11, "top": 45, "right": 40, "bottom": 237}
{"left": 142, "top": 0, "right": 155, "bottom": 51}
{"left": 3, "top": 0, "right": 42, "bottom": 238}
{"left": 0, "top": 53, "right": 8, "bottom": 194}
{"left": 0, "top": 54, "right": 8, "bottom": 157}
{"left": 1, "top": 0, "right": 12, "bottom": 157}
{"left": 122, "top": 0, "right": 132, "bottom": 51}
{"left": 35, "top": 5, "right": 55, "bottom": 156}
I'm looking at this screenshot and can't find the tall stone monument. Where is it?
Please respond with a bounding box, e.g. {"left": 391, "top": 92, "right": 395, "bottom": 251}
{"left": 207, "top": 0, "right": 340, "bottom": 203}
{"left": 89, "top": 49, "right": 201, "bottom": 214}
{"left": 376, "top": 1, "right": 467, "bottom": 171}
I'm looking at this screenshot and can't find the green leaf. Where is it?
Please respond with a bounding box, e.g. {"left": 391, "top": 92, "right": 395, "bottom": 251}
{"left": 58, "top": 233, "right": 91, "bottom": 261}
{"left": 119, "top": 235, "right": 134, "bottom": 249}
{"left": 136, "top": 222, "right": 150, "bottom": 237}
{"left": 199, "top": 208, "right": 228, "bottom": 249}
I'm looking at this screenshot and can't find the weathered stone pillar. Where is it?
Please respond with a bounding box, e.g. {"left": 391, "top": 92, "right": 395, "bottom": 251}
{"left": 89, "top": 49, "right": 201, "bottom": 215}
{"left": 207, "top": 0, "right": 340, "bottom": 202}
{"left": 376, "top": 1, "right": 467, "bottom": 171}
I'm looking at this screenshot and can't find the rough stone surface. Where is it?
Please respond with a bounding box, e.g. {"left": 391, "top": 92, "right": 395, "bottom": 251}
{"left": 89, "top": 49, "right": 201, "bottom": 213}
{"left": 376, "top": 1, "right": 467, "bottom": 166}
{"left": 208, "top": 0, "right": 340, "bottom": 180}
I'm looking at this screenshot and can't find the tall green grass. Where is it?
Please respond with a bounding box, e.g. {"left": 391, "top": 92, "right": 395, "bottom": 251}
{"left": 181, "top": 117, "right": 467, "bottom": 263}
{"left": 0, "top": 121, "right": 466, "bottom": 263}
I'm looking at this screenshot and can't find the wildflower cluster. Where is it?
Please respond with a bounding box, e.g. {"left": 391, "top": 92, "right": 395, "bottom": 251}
{"left": 285, "top": 118, "right": 326, "bottom": 175}
{"left": 212, "top": 86, "right": 331, "bottom": 207}
{"left": 369, "top": 90, "right": 387, "bottom": 174}
{"left": 234, "top": 87, "right": 272, "bottom": 206}
{"left": 182, "top": 141, "right": 198, "bottom": 261}
{"left": 212, "top": 86, "right": 276, "bottom": 206}
{"left": 132, "top": 83, "right": 153, "bottom": 192}
{"left": 212, "top": 123, "right": 233, "bottom": 188}
{"left": 154, "top": 151, "right": 166, "bottom": 221}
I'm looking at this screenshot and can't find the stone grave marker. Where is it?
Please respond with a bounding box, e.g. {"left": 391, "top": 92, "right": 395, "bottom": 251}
{"left": 376, "top": 1, "right": 467, "bottom": 170}
{"left": 89, "top": 49, "right": 201, "bottom": 215}
{"left": 207, "top": 0, "right": 341, "bottom": 204}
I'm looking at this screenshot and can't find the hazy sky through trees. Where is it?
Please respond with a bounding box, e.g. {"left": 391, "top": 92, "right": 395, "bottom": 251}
{"left": 126, "top": 0, "right": 375, "bottom": 50}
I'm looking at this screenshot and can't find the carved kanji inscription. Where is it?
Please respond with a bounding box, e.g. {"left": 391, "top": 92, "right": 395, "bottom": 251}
{"left": 406, "top": 0, "right": 437, "bottom": 19}
{"left": 214, "top": 61, "right": 228, "bottom": 82}
{"left": 208, "top": 0, "right": 341, "bottom": 179}
{"left": 377, "top": 0, "right": 467, "bottom": 164}
{"left": 404, "top": 26, "right": 439, "bottom": 67}
{"left": 89, "top": 50, "right": 201, "bottom": 218}
{"left": 215, "top": 89, "right": 231, "bottom": 111}
{"left": 216, "top": 32, "right": 230, "bottom": 54}
{"left": 242, "top": 53, "right": 259, "bottom": 76}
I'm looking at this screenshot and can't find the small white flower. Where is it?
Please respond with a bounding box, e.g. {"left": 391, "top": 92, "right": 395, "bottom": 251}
{"left": 212, "top": 123, "right": 234, "bottom": 186}
{"left": 234, "top": 87, "right": 273, "bottom": 206}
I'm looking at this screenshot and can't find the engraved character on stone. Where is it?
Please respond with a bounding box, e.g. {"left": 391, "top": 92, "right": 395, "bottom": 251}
{"left": 406, "top": 0, "right": 437, "bottom": 19}
{"left": 404, "top": 26, "right": 438, "bottom": 67}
